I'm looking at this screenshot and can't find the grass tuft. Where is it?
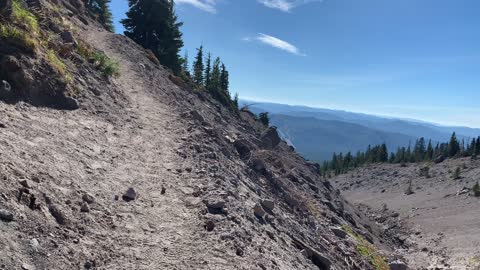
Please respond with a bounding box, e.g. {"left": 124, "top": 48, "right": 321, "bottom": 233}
{"left": 0, "top": 23, "right": 37, "bottom": 52}
{"left": 343, "top": 226, "right": 389, "bottom": 270}
{"left": 11, "top": 0, "right": 39, "bottom": 33}
{"left": 91, "top": 51, "right": 120, "bottom": 78}
{"left": 76, "top": 41, "right": 120, "bottom": 77}
{"left": 47, "top": 49, "right": 72, "bottom": 83}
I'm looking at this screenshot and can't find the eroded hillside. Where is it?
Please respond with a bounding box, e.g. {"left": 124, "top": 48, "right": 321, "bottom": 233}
{"left": 1, "top": 1, "right": 405, "bottom": 269}
{"left": 333, "top": 158, "right": 480, "bottom": 270}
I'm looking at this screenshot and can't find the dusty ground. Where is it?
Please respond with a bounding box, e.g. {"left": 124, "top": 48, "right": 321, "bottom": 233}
{"left": 0, "top": 4, "right": 402, "bottom": 269}
{"left": 333, "top": 158, "right": 480, "bottom": 270}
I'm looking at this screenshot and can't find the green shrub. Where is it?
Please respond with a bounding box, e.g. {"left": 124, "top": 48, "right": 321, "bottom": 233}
{"left": 0, "top": 24, "right": 36, "bottom": 52}
{"left": 91, "top": 52, "right": 120, "bottom": 78}
{"left": 12, "top": 0, "right": 39, "bottom": 33}
{"left": 47, "top": 49, "right": 72, "bottom": 83}
{"left": 452, "top": 167, "right": 461, "bottom": 180}
{"left": 473, "top": 182, "right": 480, "bottom": 197}
{"left": 342, "top": 226, "right": 389, "bottom": 270}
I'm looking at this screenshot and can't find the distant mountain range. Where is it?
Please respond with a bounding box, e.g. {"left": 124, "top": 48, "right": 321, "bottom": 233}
{"left": 240, "top": 100, "right": 480, "bottom": 162}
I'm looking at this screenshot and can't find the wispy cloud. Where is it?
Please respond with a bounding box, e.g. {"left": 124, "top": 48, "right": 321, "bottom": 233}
{"left": 245, "top": 33, "right": 305, "bottom": 56}
{"left": 175, "top": 0, "right": 218, "bottom": 13}
{"left": 258, "top": 0, "right": 321, "bottom": 12}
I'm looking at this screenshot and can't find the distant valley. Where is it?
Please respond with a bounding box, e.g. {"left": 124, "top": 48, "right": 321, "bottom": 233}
{"left": 241, "top": 100, "right": 480, "bottom": 161}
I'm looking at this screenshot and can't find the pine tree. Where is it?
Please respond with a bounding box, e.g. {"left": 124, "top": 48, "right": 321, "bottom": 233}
{"left": 233, "top": 93, "right": 239, "bottom": 109}
{"left": 210, "top": 57, "right": 221, "bottom": 92}
{"left": 258, "top": 112, "right": 269, "bottom": 126}
{"left": 448, "top": 132, "right": 460, "bottom": 157}
{"left": 181, "top": 51, "right": 190, "bottom": 76}
{"left": 204, "top": 53, "right": 212, "bottom": 89}
{"left": 122, "top": 0, "right": 184, "bottom": 74}
{"left": 220, "top": 63, "right": 229, "bottom": 93}
{"left": 85, "top": 0, "right": 115, "bottom": 32}
{"left": 426, "top": 140, "right": 434, "bottom": 160}
{"left": 192, "top": 46, "right": 204, "bottom": 85}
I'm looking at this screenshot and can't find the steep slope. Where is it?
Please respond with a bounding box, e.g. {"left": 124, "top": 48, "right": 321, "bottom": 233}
{"left": 332, "top": 158, "right": 480, "bottom": 269}
{"left": 1, "top": 1, "right": 404, "bottom": 269}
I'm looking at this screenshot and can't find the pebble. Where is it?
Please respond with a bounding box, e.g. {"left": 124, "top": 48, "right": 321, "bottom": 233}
{"left": 122, "top": 187, "right": 137, "bottom": 202}
{"left": 0, "top": 209, "right": 14, "bottom": 222}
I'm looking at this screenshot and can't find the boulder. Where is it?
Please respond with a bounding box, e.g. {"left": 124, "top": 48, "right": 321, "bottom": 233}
{"left": 253, "top": 203, "right": 266, "bottom": 218}
{"left": 330, "top": 227, "right": 348, "bottom": 239}
{"left": 80, "top": 202, "right": 90, "bottom": 213}
{"left": 189, "top": 110, "right": 205, "bottom": 124}
{"left": 0, "top": 209, "right": 14, "bottom": 222}
{"left": 205, "top": 220, "right": 215, "bottom": 231}
{"left": 82, "top": 193, "right": 95, "bottom": 204}
{"left": 233, "top": 140, "right": 251, "bottom": 160}
{"left": 389, "top": 260, "right": 408, "bottom": 270}
{"left": 48, "top": 204, "right": 66, "bottom": 225}
{"left": 122, "top": 187, "right": 137, "bottom": 202}
{"left": 60, "top": 31, "right": 77, "bottom": 46}
{"left": 434, "top": 155, "right": 445, "bottom": 164}
{"left": 259, "top": 127, "right": 281, "bottom": 150}
{"left": 205, "top": 198, "right": 226, "bottom": 210}
{"left": 260, "top": 199, "right": 275, "bottom": 211}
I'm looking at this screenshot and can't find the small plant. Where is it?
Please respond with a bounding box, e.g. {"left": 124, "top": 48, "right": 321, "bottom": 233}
{"left": 473, "top": 182, "right": 480, "bottom": 197}
{"left": 0, "top": 24, "right": 36, "bottom": 52}
{"left": 91, "top": 52, "right": 120, "bottom": 78}
{"left": 419, "top": 166, "right": 430, "bottom": 178}
{"left": 405, "top": 179, "right": 414, "bottom": 195}
{"left": 452, "top": 167, "right": 461, "bottom": 180}
{"left": 258, "top": 112, "right": 270, "bottom": 126}
{"left": 342, "top": 226, "right": 389, "bottom": 270}
{"left": 47, "top": 49, "right": 72, "bottom": 83}
{"left": 11, "top": 0, "right": 39, "bottom": 33}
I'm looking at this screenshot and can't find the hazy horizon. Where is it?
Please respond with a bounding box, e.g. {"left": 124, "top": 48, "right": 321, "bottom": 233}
{"left": 110, "top": 0, "right": 480, "bottom": 128}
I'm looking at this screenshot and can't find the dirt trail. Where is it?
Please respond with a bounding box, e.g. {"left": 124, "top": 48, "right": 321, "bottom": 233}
{"left": 0, "top": 28, "right": 210, "bottom": 269}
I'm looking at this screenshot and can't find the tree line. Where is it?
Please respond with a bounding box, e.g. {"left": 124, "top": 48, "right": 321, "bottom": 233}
{"left": 321, "top": 132, "right": 480, "bottom": 177}
{"left": 84, "top": 0, "right": 115, "bottom": 32}
{"left": 119, "top": 0, "right": 237, "bottom": 109}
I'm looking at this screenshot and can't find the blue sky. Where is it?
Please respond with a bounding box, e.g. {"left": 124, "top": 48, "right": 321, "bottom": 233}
{"left": 110, "top": 0, "right": 480, "bottom": 128}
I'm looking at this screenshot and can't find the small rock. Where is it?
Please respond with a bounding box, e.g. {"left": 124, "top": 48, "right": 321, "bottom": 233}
{"left": 60, "top": 30, "right": 77, "bottom": 46}
{"left": 82, "top": 193, "right": 95, "bottom": 204}
{"left": 330, "top": 227, "right": 348, "bottom": 239}
{"left": 122, "top": 187, "right": 137, "bottom": 202}
{"left": 389, "top": 260, "right": 409, "bottom": 270}
{"left": 0, "top": 209, "right": 14, "bottom": 222}
{"left": 260, "top": 199, "right": 275, "bottom": 211}
{"left": 30, "top": 238, "right": 39, "bottom": 251}
{"left": 190, "top": 110, "right": 205, "bottom": 123}
{"left": 19, "top": 179, "right": 31, "bottom": 188}
{"left": 205, "top": 198, "right": 226, "bottom": 209}
{"left": 161, "top": 186, "right": 166, "bottom": 195}
{"left": 80, "top": 202, "right": 90, "bottom": 213}
{"left": 259, "top": 127, "right": 281, "bottom": 150}
{"left": 21, "top": 263, "right": 35, "bottom": 270}
{"left": 253, "top": 203, "right": 266, "bottom": 218}
{"left": 48, "top": 204, "right": 66, "bottom": 225}
{"left": 0, "top": 122, "right": 6, "bottom": 128}
{"left": 205, "top": 220, "right": 215, "bottom": 231}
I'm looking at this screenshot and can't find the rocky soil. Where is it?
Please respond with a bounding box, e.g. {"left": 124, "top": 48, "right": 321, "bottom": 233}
{"left": 0, "top": 0, "right": 407, "bottom": 269}
{"left": 333, "top": 158, "right": 480, "bottom": 270}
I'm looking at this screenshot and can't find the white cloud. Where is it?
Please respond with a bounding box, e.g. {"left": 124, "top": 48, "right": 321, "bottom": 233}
{"left": 258, "top": 0, "right": 321, "bottom": 12}
{"left": 175, "top": 0, "right": 218, "bottom": 13}
{"left": 245, "top": 33, "right": 305, "bottom": 56}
